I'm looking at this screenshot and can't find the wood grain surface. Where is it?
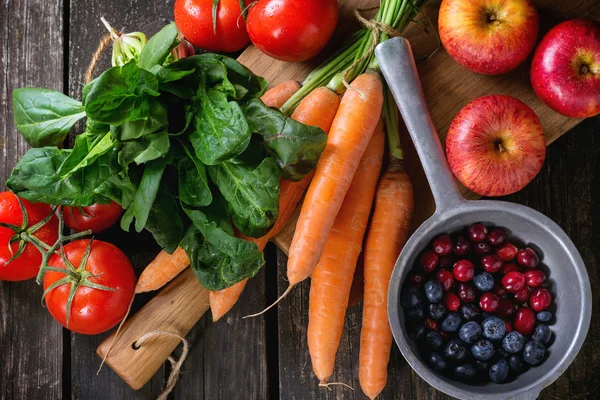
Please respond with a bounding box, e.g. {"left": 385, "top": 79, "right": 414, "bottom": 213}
{"left": 0, "top": 0, "right": 599, "bottom": 399}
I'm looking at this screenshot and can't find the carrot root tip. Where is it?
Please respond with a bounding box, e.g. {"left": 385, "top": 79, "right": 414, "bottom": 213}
{"left": 318, "top": 382, "right": 354, "bottom": 391}
{"left": 242, "top": 285, "right": 293, "bottom": 319}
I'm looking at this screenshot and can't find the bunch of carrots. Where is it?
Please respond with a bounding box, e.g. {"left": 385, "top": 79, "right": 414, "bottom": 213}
{"left": 134, "top": 0, "right": 425, "bottom": 397}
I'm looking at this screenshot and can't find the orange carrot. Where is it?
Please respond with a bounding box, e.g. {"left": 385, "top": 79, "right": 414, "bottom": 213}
{"left": 210, "top": 86, "right": 341, "bottom": 321}
{"left": 135, "top": 81, "right": 303, "bottom": 295}
{"left": 308, "top": 121, "right": 384, "bottom": 384}
{"left": 260, "top": 80, "right": 301, "bottom": 109}
{"left": 286, "top": 72, "right": 384, "bottom": 289}
{"left": 359, "top": 161, "right": 414, "bottom": 400}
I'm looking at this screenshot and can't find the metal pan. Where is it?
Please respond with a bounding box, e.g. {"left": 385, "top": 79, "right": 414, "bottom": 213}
{"left": 375, "top": 37, "right": 592, "bottom": 400}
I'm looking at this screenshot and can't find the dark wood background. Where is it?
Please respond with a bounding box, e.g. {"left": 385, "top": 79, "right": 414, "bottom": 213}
{"left": 0, "top": 0, "right": 598, "bottom": 399}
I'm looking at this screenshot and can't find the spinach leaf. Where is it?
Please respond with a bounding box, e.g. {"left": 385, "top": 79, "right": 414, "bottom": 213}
{"left": 121, "top": 158, "right": 167, "bottom": 233}
{"left": 178, "top": 144, "right": 212, "bottom": 207}
{"left": 12, "top": 88, "right": 86, "bottom": 147}
{"left": 111, "top": 99, "right": 168, "bottom": 141}
{"left": 181, "top": 198, "right": 264, "bottom": 290}
{"left": 143, "top": 184, "right": 184, "bottom": 253}
{"left": 208, "top": 153, "right": 280, "bottom": 237}
{"left": 57, "top": 131, "right": 115, "bottom": 177}
{"left": 150, "top": 64, "right": 195, "bottom": 83}
{"left": 243, "top": 98, "right": 328, "bottom": 181}
{"left": 190, "top": 88, "right": 251, "bottom": 165}
{"left": 138, "top": 22, "right": 180, "bottom": 71}
{"left": 6, "top": 147, "right": 129, "bottom": 206}
{"left": 118, "top": 130, "right": 170, "bottom": 168}
{"left": 83, "top": 61, "right": 160, "bottom": 125}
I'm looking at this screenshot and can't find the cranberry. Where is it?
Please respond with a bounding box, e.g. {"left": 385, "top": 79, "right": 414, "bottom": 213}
{"left": 433, "top": 234, "right": 453, "bottom": 256}
{"left": 425, "top": 318, "right": 438, "bottom": 331}
{"left": 467, "top": 223, "right": 488, "bottom": 242}
{"left": 439, "top": 255, "right": 454, "bottom": 269}
{"left": 443, "top": 292, "right": 461, "bottom": 312}
{"left": 454, "top": 235, "right": 471, "bottom": 256}
{"left": 502, "top": 263, "right": 520, "bottom": 275}
{"left": 436, "top": 269, "right": 454, "bottom": 291}
{"left": 487, "top": 228, "right": 507, "bottom": 247}
{"left": 517, "top": 248, "right": 540, "bottom": 269}
{"left": 474, "top": 241, "right": 492, "bottom": 256}
{"left": 529, "top": 288, "right": 552, "bottom": 312}
{"left": 496, "top": 298, "right": 515, "bottom": 318}
{"left": 513, "top": 307, "right": 536, "bottom": 335}
{"left": 514, "top": 287, "right": 531, "bottom": 304}
{"left": 480, "top": 292, "right": 500, "bottom": 312}
{"left": 504, "top": 320, "right": 513, "bottom": 333}
{"left": 420, "top": 251, "right": 439, "bottom": 273}
{"left": 524, "top": 270, "right": 546, "bottom": 287}
{"left": 494, "top": 282, "right": 508, "bottom": 297}
{"left": 481, "top": 254, "right": 503, "bottom": 273}
{"left": 502, "top": 271, "right": 526, "bottom": 293}
{"left": 453, "top": 259, "right": 475, "bottom": 282}
{"left": 409, "top": 273, "right": 425, "bottom": 287}
{"left": 457, "top": 282, "right": 476, "bottom": 303}
{"left": 496, "top": 243, "right": 518, "bottom": 261}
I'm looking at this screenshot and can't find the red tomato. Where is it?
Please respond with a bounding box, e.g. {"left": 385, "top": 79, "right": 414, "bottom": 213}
{"left": 174, "top": 0, "right": 252, "bottom": 52}
{"left": 43, "top": 240, "right": 136, "bottom": 335}
{"left": 63, "top": 202, "right": 123, "bottom": 234}
{"left": 0, "top": 192, "right": 58, "bottom": 281}
{"left": 247, "top": 0, "right": 339, "bottom": 62}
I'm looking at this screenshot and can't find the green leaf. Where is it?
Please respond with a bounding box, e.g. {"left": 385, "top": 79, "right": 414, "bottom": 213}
{"left": 83, "top": 61, "right": 159, "bottom": 125}
{"left": 178, "top": 143, "right": 212, "bottom": 207}
{"left": 243, "top": 98, "right": 328, "bottom": 180}
{"left": 181, "top": 198, "right": 264, "bottom": 290}
{"left": 190, "top": 88, "right": 251, "bottom": 165}
{"left": 118, "top": 130, "right": 170, "bottom": 168}
{"left": 144, "top": 184, "right": 184, "bottom": 253}
{"left": 12, "top": 88, "right": 86, "bottom": 147}
{"left": 57, "top": 132, "right": 115, "bottom": 177}
{"left": 138, "top": 22, "right": 180, "bottom": 70}
{"left": 149, "top": 64, "right": 195, "bottom": 83}
{"left": 121, "top": 158, "right": 167, "bottom": 233}
{"left": 208, "top": 151, "right": 280, "bottom": 237}
{"left": 111, "top": 99, "right": 168, "bottom": 141}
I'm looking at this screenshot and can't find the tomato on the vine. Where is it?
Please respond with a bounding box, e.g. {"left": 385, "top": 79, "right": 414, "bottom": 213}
{"left": 63, "top": 201, "right": 123, "bottom": 234}
{"left": 174, "top": 0, "right": 252, "bottom": 52}
{"left": 0, "top": 192, "right": 58, "bottom": 281}
{"left": 43, "top": 240, "right": 136, "bottom": 335}
{"left": 246, "top": 0, "right": 339, "bottom": 62}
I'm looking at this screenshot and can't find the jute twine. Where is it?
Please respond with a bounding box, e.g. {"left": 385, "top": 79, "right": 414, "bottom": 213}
{"left": 84, "top": 34, "right": 112, "bottom": 84}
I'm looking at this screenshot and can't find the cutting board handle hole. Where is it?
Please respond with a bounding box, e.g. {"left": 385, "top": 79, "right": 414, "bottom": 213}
{"left": 132, "top": 341, "right": 141, "bottom": 350}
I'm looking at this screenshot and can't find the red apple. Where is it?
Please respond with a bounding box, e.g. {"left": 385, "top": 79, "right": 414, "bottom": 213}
{"left": 531, "top": 19, "right": 600, "bottom": 118}
{"left": 446, "top": 95, "right": 546, "bottom": 197}
{"left": 438, "top": 0, "right": 539, "bottom": 75}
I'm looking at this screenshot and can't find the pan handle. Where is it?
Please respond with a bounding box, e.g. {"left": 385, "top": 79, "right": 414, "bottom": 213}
{"left": 375, "top": 37, "right": 464, "bottom": 213}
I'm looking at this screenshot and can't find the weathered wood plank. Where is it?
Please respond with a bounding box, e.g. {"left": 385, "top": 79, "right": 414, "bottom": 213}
{"left": 0, "top": 0, "right": 65, "bottom": 399}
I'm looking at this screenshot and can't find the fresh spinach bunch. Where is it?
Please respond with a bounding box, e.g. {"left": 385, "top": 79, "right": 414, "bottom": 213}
{"left": 7, "top": 23, "right": 327, "bottom": 290}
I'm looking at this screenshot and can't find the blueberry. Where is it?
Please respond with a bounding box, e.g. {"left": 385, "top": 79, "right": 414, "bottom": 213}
{"left": 443, "top": 339, "right": 468, "bottom": 361}
{"left": 429, "top": 302, "right": 446, "bottom": 320}
{"left": 454, "top": 364, "right": 477, "bottom": 380}
{"left": 409, "top": 321, "right": 425, "bottom": 340}
{"left": 425, "top": 280, "right": 443, "bottom": 303}
{"left": 401, "top": 286, "right": 422, "bottom": 308}
{"left": 473, "top": 272, "right": 495, "bottom": 292}
{"left": 482, "top": 317, "right": 506, "bottom": 341}
{"left": 441, "top": 313, "right": 462, "bottom": 333}
{"left": 406, "top": 306, "right": 425, "bottom": 319}
{"left": 471, "top": 339, "right": 495, "bottom": 361}
{"left": 532, "top": 324, "right": 552, "bottom": 345}
{"left": 523, "top": 341, "right": 546, "bottom": 366}
{"left": 425, "top": 331, "right": 443, "bottom": 350}
{"left": 459, "top": 321, "right": 483, "bottom": 344}
{"left": 460, "top": 304, "right": 481, "bottom": 321}
{"left": 502, "top": 331, "right": 525, "bottom": 353}
{"left": 489, "top": 359, "right": 509, "bottom": 383}
{"left": 427, "top": 352, "right": 447, "bottom": 371}
{"left": 508, "top": 354, "right": 526, "bottom": 374}
{"left": 536, "top": 311, "right": 553, "bottom": 323}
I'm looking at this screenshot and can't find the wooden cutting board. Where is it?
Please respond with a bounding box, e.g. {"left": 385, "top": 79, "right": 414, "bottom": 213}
{"left": 97, "top": 0, "right": 599, "bottom": 390}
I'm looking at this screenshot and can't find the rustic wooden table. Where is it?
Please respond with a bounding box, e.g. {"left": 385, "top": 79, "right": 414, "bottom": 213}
{"left": 1, "top": 0, "right": 599, "bottom": 399}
